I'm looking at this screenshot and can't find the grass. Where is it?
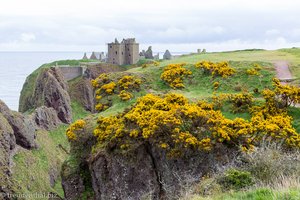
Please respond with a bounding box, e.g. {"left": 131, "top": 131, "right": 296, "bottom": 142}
{"left": 188, "top": 187, "right": 300, "bottom": 200}
{"left": 288, "top": 106, "right": 300, "bottom": 133}
{"left": 12, "top": 130, "right": 68, "bottom": 198}
{"left": 71, "top": 100, "right": 90, "bottom": 120}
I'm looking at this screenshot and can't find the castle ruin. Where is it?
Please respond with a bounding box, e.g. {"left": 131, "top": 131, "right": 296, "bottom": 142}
{"left": 107, "top": 38, "right": 139, "bottom": 65}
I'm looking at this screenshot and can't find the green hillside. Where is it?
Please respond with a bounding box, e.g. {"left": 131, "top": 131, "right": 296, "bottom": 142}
{"left": 12, "top": 48, "right": 300, "bottom": 199}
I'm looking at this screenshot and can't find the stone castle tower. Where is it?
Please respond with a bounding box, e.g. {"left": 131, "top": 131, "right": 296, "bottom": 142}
{"left": 107, "top": 38, "right": 139, "bottom": 65}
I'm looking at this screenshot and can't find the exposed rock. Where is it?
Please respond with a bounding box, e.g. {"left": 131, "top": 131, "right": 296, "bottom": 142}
{"left": 0, "top": 100, "right": 37, "bottom": 149}
{"left": 69, "top": 78, "right": 95, "bottom": 112}
{"left": 89, "top": 146, "right": 160, "bottom": 200}
{"left": 0, "top": 113, "right": 16, "bottom": 198}
{"left": 86, "top": 144, "right": 234, "bottom": 199}
{"left": 144, "top": 46, "right": 154, "bottom": 59}
{"left": 7, "top": 111, "right": 37, "bottom": 149}
{"left": 163, "top": 50, "right": 172, "bottom": 60}
{"left": 33, "top": 106, "right": 62, "bottom": 130}
{"left": 49, "top": 167, "right": 59, "bottom": 188}
{"left": 61, "top": 163, "right": 87, "bottom": 200}
{"left": 33, "top": 67, "right": 72, "bottom": 124}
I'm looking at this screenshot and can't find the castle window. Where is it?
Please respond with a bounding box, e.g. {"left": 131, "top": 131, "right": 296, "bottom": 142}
{"left": 110, "top": 45, "right": 112, "bottom": 48}
{"left": 129, "top": 54, "right": 131, "bottom": 57}
{"left": 115, "top": 51, "right": 118, "bottom": 55}
{"left": 122, "top": 52, "right": 123, "bottom": 55}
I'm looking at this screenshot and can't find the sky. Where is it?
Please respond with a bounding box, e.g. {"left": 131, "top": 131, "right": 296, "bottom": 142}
{"left": 0, "top": 0, "right": 300, "bottom": 52}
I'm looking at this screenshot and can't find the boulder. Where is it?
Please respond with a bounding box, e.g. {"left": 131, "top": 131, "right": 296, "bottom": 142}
{"left": 0, "top": 100, "right": 37, "bottom": 149}
{"left": 33, "top": 106, "right": 62, "bottom": 130}
{"left": 163, "top": 50, "right": 172, "bottom": 60}
{"left": 0, "top": 113, "right": 16, "bottom": 198}
{"left": 33, "top": 67, "right": 72, "bottom": 124}
{"left": 144, "top": 46, "right": 154, "bottom": 59}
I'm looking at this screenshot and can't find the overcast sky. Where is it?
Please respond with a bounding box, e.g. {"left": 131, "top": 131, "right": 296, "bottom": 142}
{"left": 0, "top": 0, "right": 300, "bottom": 52}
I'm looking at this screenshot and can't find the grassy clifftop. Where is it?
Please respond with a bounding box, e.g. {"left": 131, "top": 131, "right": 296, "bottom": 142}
{"left": 14, "top": 48, "right": 300, "bottom": 199}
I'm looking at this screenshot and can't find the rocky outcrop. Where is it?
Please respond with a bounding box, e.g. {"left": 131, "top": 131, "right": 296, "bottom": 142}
{"left": 68, "top": 64, "right": 122, "bottom": 112}
{"left": 69, "top": 78, "right": 95, "bottom": 112}
{"left": 33, "top": 106, "right": 62, "bottom": 130}
{"left": 62, "top": 129, "right": 234, "bottom": 200}
{"left": 33, "top": 67, "right": 72, "bottom": 124}
{"left": 0, "top": 100, "right": 37, "bottom": 149}
{"left": 87, "top": 145, "right": 233, "bottom": 199}
{"left": 89, "top": 146, "right": 161, "bottom": 200}
{"left": 0, "top": 113, "right": 16, "bottom": 198}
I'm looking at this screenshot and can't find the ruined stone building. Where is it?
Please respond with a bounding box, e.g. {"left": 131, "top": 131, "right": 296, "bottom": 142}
{"left": 107, "top": 38, "right": 139, "bottom": 65}
{"left": 90, "top": 52, "right": 106, "bottom": 61}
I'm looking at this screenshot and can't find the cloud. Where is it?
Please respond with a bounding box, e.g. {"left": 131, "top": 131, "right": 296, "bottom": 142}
{"left": 20, "top": 33, "right": 36, "bottom": 42}
{"left": 0, "top": 0, "right": 300, "bottom": 51}
{"left": 265, "top": 29, "right": 280, "bottom": 36}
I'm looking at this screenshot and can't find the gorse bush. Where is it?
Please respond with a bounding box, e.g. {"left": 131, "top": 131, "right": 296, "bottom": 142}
{"left": 117, "top": 75, "right": 142, "bottom": 91}
{"left": 118, "top": 90, "right": 133, "bottom": 101}
{"left": 93, "top": 92, "right": 300, "bottom": 156}
{"left": 160, "top": 63, "right": 192, "bottom": 89}
{"left": 91, "top": 73, "right": 142, "bottom": 111}
{"left": 66, "top": 119, "right": 86, "bottom": 140}
{"left": 194, "top": 61, "right": 235, "bottom": 78}
{"left": 246, "top": 63, "right": 262, "bottom": 76}
{"left": 272, "top": 78, "right": 300, "bottom": 107}
{"left": 229, "top": 93, "right": 253, "bottom": 113}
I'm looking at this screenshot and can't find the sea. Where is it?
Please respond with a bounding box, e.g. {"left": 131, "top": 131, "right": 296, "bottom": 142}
{"left": 0, "top": 51, "right": 189, "bottom": 111}
{"left": 0, "top": 52, "right": 85, "bottom": 111}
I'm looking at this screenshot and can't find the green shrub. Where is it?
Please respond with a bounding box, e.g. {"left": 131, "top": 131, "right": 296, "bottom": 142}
{"left": 217, "top": 169, "right": 253, "bottom": 190}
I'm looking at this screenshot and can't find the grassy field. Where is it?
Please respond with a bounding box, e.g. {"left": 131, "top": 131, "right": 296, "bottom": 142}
{"left": 129, "top": 48, "right": 300, "bottom": 79}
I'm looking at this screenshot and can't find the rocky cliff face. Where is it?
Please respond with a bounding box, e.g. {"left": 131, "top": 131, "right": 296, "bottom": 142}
{"left": 88, "top": 145, "right": 232, "bottom": 200}
{"left": 33, "top": 106, "right": 62, "bottom": 130}
{"left": 68, "top": 63, "right": 122, "bottom": 112}
{"left": 61, "top": 122, "right": 234, "bottom": 200}
{"left": 69, "top": 78, "right": 95, "bottom": 112}
{"left": 0, "top": 100, "right": 37, "bottom": 149}
{"left": 0, "top": 113, "right": 16, "bottom": 198}
{"left": 32, "top": 67, "right": 72, "bottom": 124}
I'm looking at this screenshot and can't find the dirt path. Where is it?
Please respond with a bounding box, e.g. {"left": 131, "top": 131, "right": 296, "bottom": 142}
{"left": 274, "top": 61, "right": 294, "bottom": 83}
{"left": 274, "top": 61, "right": 299, "bottom": 107}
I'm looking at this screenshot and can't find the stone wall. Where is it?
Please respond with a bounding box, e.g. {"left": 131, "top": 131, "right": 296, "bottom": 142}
{"left": 58, "top": 66, "right": 85, "bottom": 81}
